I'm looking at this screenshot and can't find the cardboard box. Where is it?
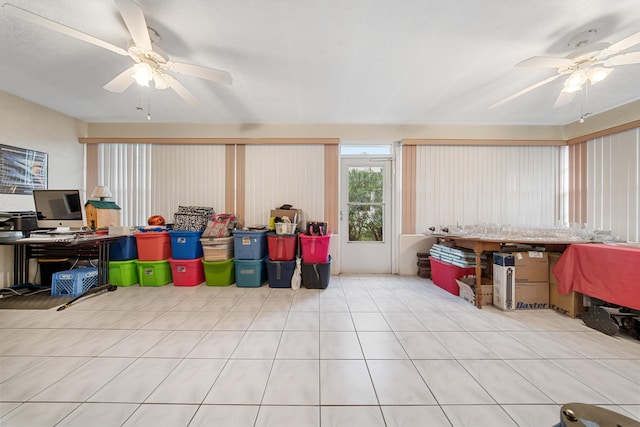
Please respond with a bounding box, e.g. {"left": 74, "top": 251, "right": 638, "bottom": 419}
{"left": 513, "top": 251, "right": 549, "bottom": 283}
{"left": 548, "top": 252, "right": 562, "bottom": 285}
{"left": 549, "top": 282, "right": 586, "bottom": 318}
{"left": 456, "top": 277, "right": 493, "bottom": 306}
{"left": 270, "top": 209, "right": 301, "bottom": 224}
{"left": 514, "top": 282, "right": 549, "bottom": 309}
{"left": 493, "top": 264, "right": 515, "bottom": 311}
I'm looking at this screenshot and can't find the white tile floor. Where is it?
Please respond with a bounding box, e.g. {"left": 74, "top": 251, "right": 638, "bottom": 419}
{"left": 1, "top": 274, "right": 639, "bottom": 427}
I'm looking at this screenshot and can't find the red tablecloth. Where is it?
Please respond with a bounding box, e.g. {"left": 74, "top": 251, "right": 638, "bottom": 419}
{"left": 553, "top": 243, "right": 640, "bottom": 310}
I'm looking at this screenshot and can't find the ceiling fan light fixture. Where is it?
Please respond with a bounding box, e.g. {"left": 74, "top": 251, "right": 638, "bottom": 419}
{"left": 562, "top": 71, "right": 586, "bottom": 93}
{"left": 153, "top": 73, "right": 168, "bottom": 90}
{"left": 587, "top": 66, "right": 612, "bottom": 84}
{"left": 132, "top": 62, "right": 153, "bottom": 87}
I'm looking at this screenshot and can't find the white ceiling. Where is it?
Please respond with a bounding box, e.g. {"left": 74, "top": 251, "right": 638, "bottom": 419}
{"left": 1, "top": 0, "right": 639, "bottom": 126}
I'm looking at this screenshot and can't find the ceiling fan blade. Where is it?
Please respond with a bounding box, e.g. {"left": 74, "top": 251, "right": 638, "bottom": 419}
{"left": 103, "top": 67, "right": 135, "bottom": 93}
{"left": 517, "top": 56, "right": 572, "bottom": 69}
{"left": 3, "top": 3, "right": 128, "bottom": 56}
{"left": 162, "top": 74, "right": 201, "bottom": 108}
{"left": 606, "top": 31, "right": 640, "bottom": 54}
{"left": 167, "top": 61, "right": 233, "bottom": 85}
{"left": 553, "top": 90, "right": 576, "bottom": 108}
{"left": 490, "top": 74, "right": 561, "bottom": 108}
{"left": 114, "top": 0, "right": 152, "bottom": 50}
{"left": 604, "top": 51, "right": 640, "bottom": 66}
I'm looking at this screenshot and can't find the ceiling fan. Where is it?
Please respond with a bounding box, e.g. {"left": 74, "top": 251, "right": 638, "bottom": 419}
{"left": 3, "top": 0, "right": 232, "bottom": 107}
{"left": 491, "top": 29, "right": 640, "bottom": 109}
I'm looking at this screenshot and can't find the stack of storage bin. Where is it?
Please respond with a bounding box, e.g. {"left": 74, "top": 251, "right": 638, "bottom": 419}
{"left": 108, "top": 235, "right": 139, "bottom": 286}
{"left": 266, "top": 232, "right": 298, "bottom": 288}
{"left": 168, "top": 230, "right": 205, "bottom": 286}
{"left": 233, "top": 229, "right": 268, "bottom": 287}
{"left": 200, "top": 235, "right": 235, "bottom": 286}
{"left": 300, "top": 232, "right": 332, "bottom": 289}
{"left": 133, "top": 230, "right": 172, "bottom": 286}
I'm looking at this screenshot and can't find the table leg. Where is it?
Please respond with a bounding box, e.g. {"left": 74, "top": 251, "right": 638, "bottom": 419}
{"left": 474, "top": 245, "right": 483, "bottom": 308}
{"left": 13, "top": 245, "right": 29, "bottom": 284}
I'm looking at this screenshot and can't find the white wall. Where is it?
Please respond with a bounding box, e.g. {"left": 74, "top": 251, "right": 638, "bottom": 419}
{"left": 0, "top": 91, "right": 87, "bottom": 287}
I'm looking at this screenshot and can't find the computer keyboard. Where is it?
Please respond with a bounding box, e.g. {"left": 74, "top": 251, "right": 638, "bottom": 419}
{"left": 16, "top": 235, "right": 75, "bottom": 243}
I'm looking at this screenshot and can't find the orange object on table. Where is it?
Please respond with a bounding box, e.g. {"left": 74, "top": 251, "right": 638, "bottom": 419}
{"left": 553, "top": 243, "right": 640, "bottom": 310}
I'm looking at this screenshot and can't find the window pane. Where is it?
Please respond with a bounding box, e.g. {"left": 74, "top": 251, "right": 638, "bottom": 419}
{"left": 348, "top": 205, "right": 383, "bottom": 242}
{"left": 348, "top": 167, "right": 383, "bottom": 203}
{"left": 341, "top": 145, "right": 392, "bottom": 155}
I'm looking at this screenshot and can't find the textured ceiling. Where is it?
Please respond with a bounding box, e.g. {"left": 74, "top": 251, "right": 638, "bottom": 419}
{"left": 1, "top": 0, "right": 639, "bottom": 125}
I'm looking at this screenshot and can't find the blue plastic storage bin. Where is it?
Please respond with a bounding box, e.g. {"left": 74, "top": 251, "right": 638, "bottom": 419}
{"left": 109, "top": 236, "right": 138, "bottom": 260}
{"left": 234, "top": 256, "right": 267, "bottom": 287}
{"left": 266, "top": 258, "right": 296, "bottom": 288}
{"left": 170, "top": 230, "right": 204, "bottom": 259}
{"left": 233, "top": 230, "right": 268, "bottom": 260}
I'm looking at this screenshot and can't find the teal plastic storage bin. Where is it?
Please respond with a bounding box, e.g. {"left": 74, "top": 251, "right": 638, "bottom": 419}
{"left": 233, "top": 229, "right": 268, "bottom": 260}
{"left": 234, "top": 256, "right": 267, "bottom": 287}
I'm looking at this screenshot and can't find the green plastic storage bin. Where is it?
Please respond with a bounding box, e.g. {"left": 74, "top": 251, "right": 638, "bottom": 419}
{"left": 108, "top": 260, "right": 139, "bottom": 286}
{"left": 135, "top": 260, "right": 172, "bottom": 286}
{"left": 202, "top": 258, "right": 235, "bottom": 286}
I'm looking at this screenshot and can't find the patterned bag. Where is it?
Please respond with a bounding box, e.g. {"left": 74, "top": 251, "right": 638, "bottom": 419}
{"left": 202, "top": 214, "right": 238, "bottom": 238}
{"left": 173, "top": 206, "right": 215, "bottom": 231}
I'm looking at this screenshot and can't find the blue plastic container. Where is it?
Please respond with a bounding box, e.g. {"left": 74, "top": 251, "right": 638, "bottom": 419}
{"left": 169, "top": 230, "right": 204, "bottom": 259}
{"left": 109, "top": 235, "right": 138, "bottom": 260}
{"left": 233, "top": 230, "right": 268, "bottom": 260}
{"left": 266, "top": 258, "right": 296, "bottom": 288}
{"left": 234, "top": 256, "right": 267, "bottom": 287}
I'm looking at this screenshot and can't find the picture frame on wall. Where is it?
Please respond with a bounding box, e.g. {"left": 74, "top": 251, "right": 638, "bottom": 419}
{"left": 0, "top": 144, "right": 48, "bottom": 194}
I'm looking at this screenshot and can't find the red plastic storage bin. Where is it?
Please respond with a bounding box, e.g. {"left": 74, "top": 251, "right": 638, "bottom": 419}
{"left": 168, "top": 257, "right": 205, "bottom": 286}
{"left": 299, "top": 232, "right": 331, "bottom": 263}
{"left": 267, "top": 232, "right": 297, "bottom": 261}
{"left": 134, "top": 231, "right": 171, "bottom": 261}
{"left": 429, "top": 257, "right": 475, "bottom": 296}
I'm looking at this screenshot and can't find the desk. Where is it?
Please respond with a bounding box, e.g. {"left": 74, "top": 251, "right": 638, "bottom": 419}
{"left": 0, "top": 234, "right": 124, "bottom": 287}
{"left": 553, "top": 243, "right": 640, "bottom": 310}
{"left": 438, "top": 235, "right": 574, "bottom": 308}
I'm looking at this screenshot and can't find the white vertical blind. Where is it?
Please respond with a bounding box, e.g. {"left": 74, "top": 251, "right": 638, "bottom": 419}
{"left": 586, "top": 128, "right": 639, "bottom": 242}
{"left": 151, "top": 145, "right": 226, "bottom": 221}
{"left": 244, "top": 145, "right": 325, "bottom": 227}
{"left": 97, "top": 144, "right": 225, "bottom": 226}
{"left": 415, "top": 145, "right": 566, "bottom": 232}
{"left": 97, "top": 144, "right": 152, "bottom": 226}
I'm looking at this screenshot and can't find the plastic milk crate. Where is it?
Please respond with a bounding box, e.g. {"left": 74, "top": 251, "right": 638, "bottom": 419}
{"left": 51, "top": 267, "right": 99, "bottom": 297}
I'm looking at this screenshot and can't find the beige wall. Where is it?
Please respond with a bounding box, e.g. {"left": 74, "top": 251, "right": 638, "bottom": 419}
{"left": 0, "top": 91, "right": 87, "bottom": 287}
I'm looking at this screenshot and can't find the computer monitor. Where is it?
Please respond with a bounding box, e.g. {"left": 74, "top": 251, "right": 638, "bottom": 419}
{"left": 32, "top": 189, "right": 87, "bottom": 231}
